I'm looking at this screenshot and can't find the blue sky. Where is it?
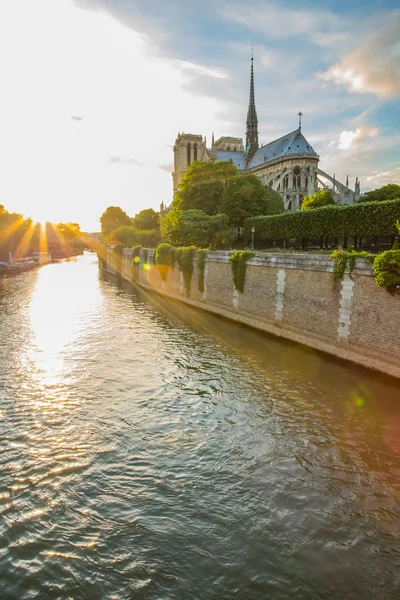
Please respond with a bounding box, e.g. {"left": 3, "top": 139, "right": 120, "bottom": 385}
{"left": 0, "top": 0, "right": 399, "bottom": 229}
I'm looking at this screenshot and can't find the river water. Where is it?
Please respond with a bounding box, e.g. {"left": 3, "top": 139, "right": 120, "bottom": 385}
{"left": 1, "top": 253, "right": 400, "bottom": 599}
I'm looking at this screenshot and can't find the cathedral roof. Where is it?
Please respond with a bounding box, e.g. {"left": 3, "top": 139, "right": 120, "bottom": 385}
{"left": 248, "top": 129, "right": 318, "bottom": 169}
{"left": 215, "top": 150, "right": 246, "bottom": 170}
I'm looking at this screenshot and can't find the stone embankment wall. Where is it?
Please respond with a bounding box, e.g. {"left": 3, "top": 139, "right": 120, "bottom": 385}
{"left": 102, "top": 249, "right": 400, "bottom": 379}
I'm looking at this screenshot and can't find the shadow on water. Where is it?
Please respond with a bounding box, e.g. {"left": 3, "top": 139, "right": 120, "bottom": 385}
{"left": 103, "top": 269, "right": 400, "bottom": 407}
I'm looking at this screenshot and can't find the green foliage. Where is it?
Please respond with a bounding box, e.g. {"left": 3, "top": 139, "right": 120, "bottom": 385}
{"left": 0, "top": 205, "right": 32, "bottom": 257}
{"left": 373, "top": 250, "right": 400, "bottom": 294}
{"left": 113, "top": 243, "right": 125, "bottom": 255}
{"left": 132, "top": 208, "right": 159, "bottom": 230}
{"left": 197, "top": 249, "right": 207, "bottom": 293}
{"left": 56, "top": 222, "right": 82, "bottom": 242}
{"left": 360, "top": 184, "right": 400, "bottom": 203}
{"left": 155, "top": 242, "right": 173, "bottom": 264}
{"left": 155, "top": 243, "right": 175, "bottom": 281}
{"left": 100, "top": 206, "right": 132, "bottom": 237}
{"left": 161, "top": 208, "right": 232, "bottom": 248}
{"left": 177, "top": 161, "right": 239, "bottom": 215}
{"left": 107, "top": 225, "right": 160, "bottom": 248}
{"left": 131, "top": 245, "right": 142, "bottom": 267}
{"left": 176, "top": 246, "right": 197, "bottom": 294}
{"left": 301, "top": 189, "right": 334, "bottom": 210}
{"left": 330, "top": 249, "right": 375, "bottom": 286}
{"left": 229, "top": 249, "right": 254, "bottom": 293}
{"left": 245, "top": 199, "right": 400, "bottom": 241}
{"left": 220, "top": 175, "right": 284, "bottom": 227}
{"left": 392, "top": 240, "right": 399, "bottom": 250}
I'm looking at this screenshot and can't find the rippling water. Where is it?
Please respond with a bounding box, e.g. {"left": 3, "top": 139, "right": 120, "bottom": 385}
{"left": 1, "top": 254, "right": 400, "bottom": 599}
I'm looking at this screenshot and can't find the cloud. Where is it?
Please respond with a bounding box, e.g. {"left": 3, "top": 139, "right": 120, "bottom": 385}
{"left": 158, "top": 163, "right": 173, "bottom": 173}
{"left": 70, "top": 115, "right": 82, "bottom": 121}
{"left": 364, "top": 167, "right": 400, "bottom": 186}
{"left": 219, "top": 1, "right": 341, "bottom": 41}
{"left": 320, "top": 18, "right": 400, "bottom": 98}
{"left": 337, "top": 126, "right": 379, "bottom": 150}
{"left": 109, "top": 156, "right": 143, "bottom": 166}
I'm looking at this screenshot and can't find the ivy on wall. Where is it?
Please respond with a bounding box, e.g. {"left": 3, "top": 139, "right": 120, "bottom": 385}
{"left": 330, "top": 249, "right": 375, "bottom": 286}
{"left": 175, "top": 246, "right": 197, "bottom": 294}
{"left": 155, "top": 243, "right": 173, "bottom": 281}
{"left": 245, "top": 198, "right": 400, "bottom": 241}
{"left": 374, "top": 250, "right": 400, "bottom": 295}
{"left": 197, "top": 249, "right": 207, "bottom": 293}
{"left": 229, "top": 250, "right": 254, "bottom": 293}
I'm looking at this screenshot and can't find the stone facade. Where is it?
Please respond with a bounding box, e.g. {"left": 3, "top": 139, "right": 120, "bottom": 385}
{"left": 172, "top": 59, "right": 360, "bottom": 209}
{"left": 101, "top": 249, "right": 400, "bottom": 380}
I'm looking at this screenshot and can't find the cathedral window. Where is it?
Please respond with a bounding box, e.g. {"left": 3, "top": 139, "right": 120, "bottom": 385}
{"left": 293, "top": 166, "right": 301, "bottom": 189}
{"left": 187, "top": 143, "right": 191, "bottom": 166}
{"left": 194, "top": 144, "right": 197, "bottom": 161}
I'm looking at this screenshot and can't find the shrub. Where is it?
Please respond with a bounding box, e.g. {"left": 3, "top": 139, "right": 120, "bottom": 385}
{"left": 132, "top": 245, "right": 142, "bottom": 265}
{"left": 155, "top": 243, "right": 174, "bottom": 281}
{"left": 373, "top": 250, "right": 400, "bottom": 294}
{"left": 177, "top": 246, "right": 197, "bottom": 294}
{"left": 245, "top": 198, "right": 400, "bottom": 241}
{"left": 113, "top": 243, "right": 125, "bottom": 255}
{"left": 197, "top": 249, "right": 207, "bottom": 293}
{"left": 330, "top": 249, "right": 374, "bottom": 286}
{"left": 229, "top": 250, "right": 254, "bottom": 293}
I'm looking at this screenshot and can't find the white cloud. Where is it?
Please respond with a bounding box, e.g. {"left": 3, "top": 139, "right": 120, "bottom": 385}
{"left": 219, "top": 1, "right": 340, "bottom": 41}
{"left": 320, "top": 18, "right": 400, "bottom": 98}
{"left": 338, "top": 126, "right": 379, "bottom": 149}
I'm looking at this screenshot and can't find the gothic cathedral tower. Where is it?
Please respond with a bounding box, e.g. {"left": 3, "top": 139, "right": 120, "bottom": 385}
{"left": 172, "top": 133, "right": 208, "bottom": 194}
{"left": 245, "top": 55, "right": 259, "bottom": 165}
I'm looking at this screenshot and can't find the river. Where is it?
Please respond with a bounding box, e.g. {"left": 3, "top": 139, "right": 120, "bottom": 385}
{"left": 0, "top": 253, "right": 399, "bottom": 599}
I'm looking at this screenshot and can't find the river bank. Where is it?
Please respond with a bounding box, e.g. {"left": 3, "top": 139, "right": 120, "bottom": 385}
{"left": 100, "top": 247, "right": 400, "bottom": 380}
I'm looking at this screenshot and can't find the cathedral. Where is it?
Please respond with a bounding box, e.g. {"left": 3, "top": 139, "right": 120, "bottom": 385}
{"left": 172, "top": 57, "right": 360, "bottom": 211}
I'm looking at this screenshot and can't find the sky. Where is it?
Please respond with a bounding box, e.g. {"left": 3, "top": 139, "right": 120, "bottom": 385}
{"left": 0, "top": 0, "right": 399, "bottom": 231}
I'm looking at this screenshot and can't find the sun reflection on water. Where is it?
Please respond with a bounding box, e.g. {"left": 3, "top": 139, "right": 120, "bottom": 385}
{"left": 24, "top": 258, "right": 103, "bottom": 390}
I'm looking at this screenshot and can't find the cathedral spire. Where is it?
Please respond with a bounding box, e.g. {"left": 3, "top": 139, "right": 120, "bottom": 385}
{"left": 246, "top": 51, "right": 258, "bottom": 164}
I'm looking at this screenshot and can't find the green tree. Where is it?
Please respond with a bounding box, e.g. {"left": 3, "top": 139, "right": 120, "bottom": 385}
{"left": 177, "top": 161, "right": 239, "bottom": 215}
{"left": 219, "top": 174, "right": 284, "bottom": 227}
{"left": 132, "top": 208, "right": 159, "bottom": 230}
{"left": 360, "top": 184, "right": 400, "bottom": 203}
{"left": 56, "top": 222, "right": 82, "bottom": 242}
{"left": 0, "top": 205, "right": 31, "bottom": 258}
{"left": 301, "top": 189, "right": 334, "bottom": 210}
{"left": 100, "top": 206, "right": 132, "bottom": 237}
{"left": 107, "top": 225, "right": 160, "bottom": 248}
{"left": 160, "top": 208, "right": 232, "bottom": 248}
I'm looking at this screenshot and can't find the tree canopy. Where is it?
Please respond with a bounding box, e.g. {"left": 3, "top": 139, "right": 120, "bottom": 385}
{"left": 219, "top": 174, "right": 284, "bottom": 227}
{"left": 132, "top": 208, "right": 159, "bottom": 230}
{"left": 360, "top": 184, "right": 400, "bottom": 203}
{"left": 107, "top": 226, "right": 160, "bottom": 248}
{"left": 176, "top": 161, "right": 238, "bottom": 215}
{"left": 161, "top": 208, "right": 232, "bottom": 248}
{"left": 301, "top": 189, "right": 334, "bottom": 210}
{"left": 100, "top": 206, "right": 132, "bottom": 237}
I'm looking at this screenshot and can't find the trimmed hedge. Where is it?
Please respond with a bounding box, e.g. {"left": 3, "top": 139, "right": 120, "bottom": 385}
{"left": 245, "top": 198, "right": 400, "bottom": 240}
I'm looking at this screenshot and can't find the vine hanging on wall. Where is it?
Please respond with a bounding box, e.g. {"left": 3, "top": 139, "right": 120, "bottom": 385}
{"left": 177, "top": 246, "right": 197, "bottom": 295}
{"left": 330, "top": 249, "right": 375, "bottom": 288}
{"left": 229, "top": 250, "right": 254, "bottom": 293}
